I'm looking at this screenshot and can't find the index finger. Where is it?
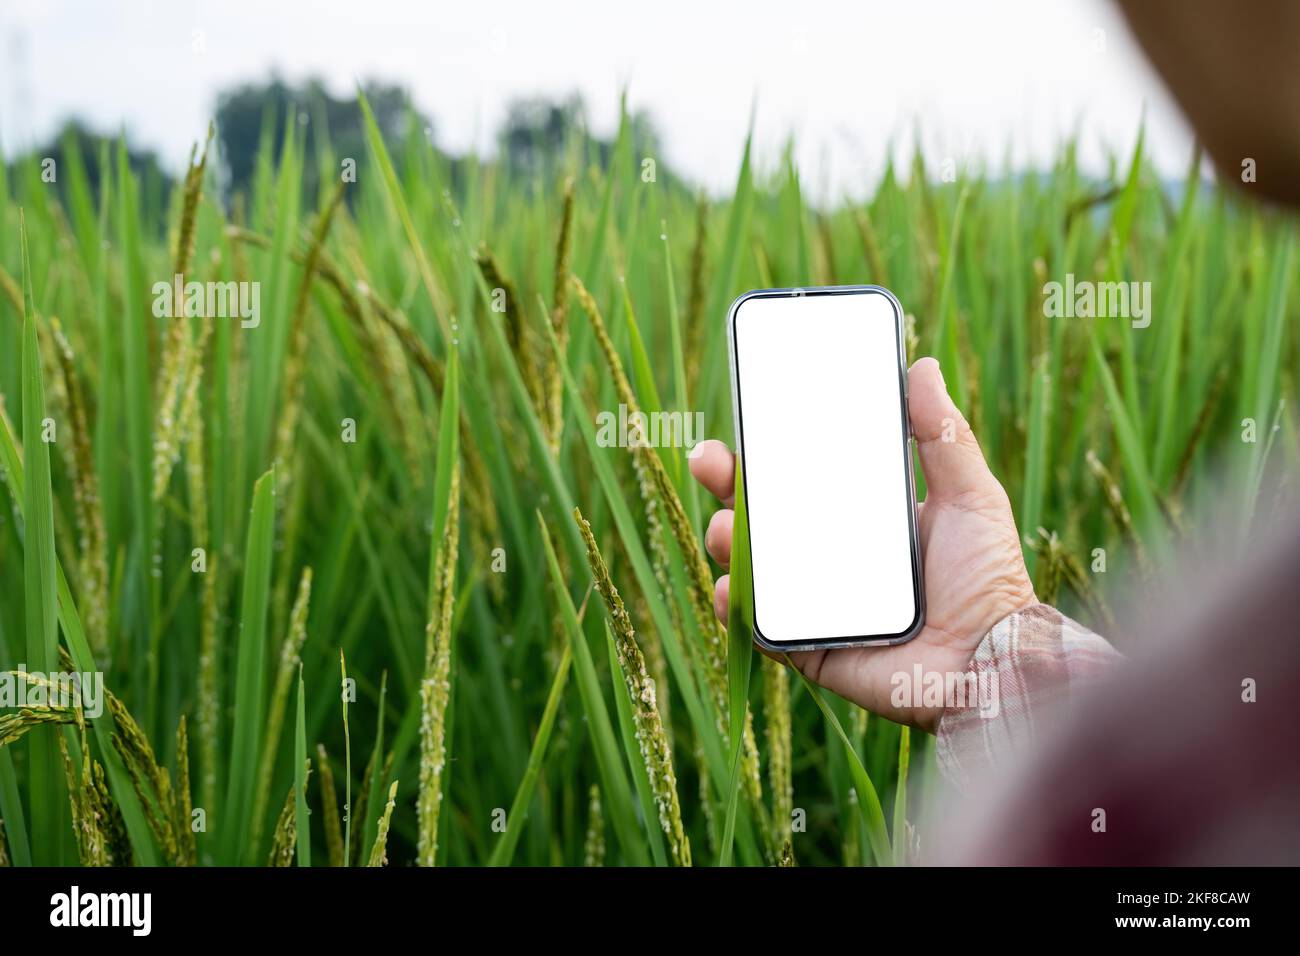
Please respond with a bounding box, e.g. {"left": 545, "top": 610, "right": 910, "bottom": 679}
{"left": 688, "top": 439, "right": 736, "bottom": 507}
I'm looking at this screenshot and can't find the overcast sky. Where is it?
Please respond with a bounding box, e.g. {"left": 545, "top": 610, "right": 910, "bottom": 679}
{"left": 0, "top": 0, "right": 1199, "bottom": 196}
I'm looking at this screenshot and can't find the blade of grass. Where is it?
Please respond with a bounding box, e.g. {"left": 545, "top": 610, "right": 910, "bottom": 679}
{"left": 20, "top": 211, "right": 66, "bottom": 864}
{"left": 115, "top": 141, "right": 156, "bottom": 726}
{"left": 698, "top": 121, "right": 755, "bottom": 415}
{"left": 931, "top": 185, "right": 971, "bottom": 409}
{"left": 892, "top": 726, "right": 910, "bottom": 865}
{"left": 660, "top": 219, "right": 701, "bottom": 528}
{"left": 357, "top": 87, "right": 453, "bottom": 345}
{"left": 790, "top": 662, "right": 893, "bottom": 866}
{"left": 294, "top": 665, "right": 310, "bottom": 867}
{"left": 1021, "top": 354, "right": 1051, "bottom": 576}
{"left": 0, "top": 408, "right": 158, "bottom": 864}
{"left": 223, "top": 467, "right": 277, "bottom": 863}
{"left": 340, "top": 650, "right": 352, "bottom": 866}
{"left": 1244, "top": 229, "right": 1294, "bottom": 519}
{"left": 486, "top": 644, "right": 572, "bottom": 867}
{"left": 1089, "top": 335, "right": 1162, "bottom": 548}
{"left": 360, "top": 670, "right": 388, "bottom": 862}
{"left": 250, "top": 565, "right": 314, "bottom": 851}
{"left": 0, "top": 750, "right": 30, "bottom": 866}
{"left": 719, "top": 457, "right": 754, "bottom": 866}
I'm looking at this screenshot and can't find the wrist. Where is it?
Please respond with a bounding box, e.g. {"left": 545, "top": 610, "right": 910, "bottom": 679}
{"left": 924, "top": 598, "right": 1040, "bottom": 733}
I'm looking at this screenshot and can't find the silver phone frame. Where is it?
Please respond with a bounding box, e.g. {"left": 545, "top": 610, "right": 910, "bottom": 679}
{"left": 726, "top": 285, "right": 926, "bottom": 652}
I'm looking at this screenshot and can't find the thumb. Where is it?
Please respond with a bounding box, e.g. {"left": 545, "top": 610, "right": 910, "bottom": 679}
{"left": 907, "top": 357, "right": 1002, "bottom": 503}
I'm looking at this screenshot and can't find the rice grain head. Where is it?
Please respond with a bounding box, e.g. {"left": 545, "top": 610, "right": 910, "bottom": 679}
{"left": 272, "top": 182, "right": 346, "bottom": 490}
{"left": 267, "top": 783, "right": 297, "bottom": 867}
{"left": 0, "top": 702, "right": 80, "bottom": 748}
{"left": 1086, "top": 448, "right": 1151, "bottom": 577}
{"left": 570, "top": 274, "right": 727, "bottom": 688}
{"left": 196, "top": 548, "right": 220, "bottom": 814}
{"left": 417, "top": 463, "right": 461, "bottom": 867}
{"left": 571, "top": 272, "right": 770, "bottom": 854}
{"left": 366, "top": 780, "right": 399, "bottom": 867}
{"left": 181, "top": 352, "right": 221, "bottom": 816}
{"left": 684, "top": 194, "right": 709, "bottom": 392}
{"left": 174, "top": 715, "right": 197, "bottom": 866}
{"left": 57, "top": 722, "right": 110, "bottom": 867}
{"left": 151, "top": 127, "right": 213, "bottom": 504}
{"left": 761, "top": 655, "right": 792, "bottom": 852}
{"left": 476, "top": 244, "right": 544, "bottom": 420}
{"left": 583, "top": 783, "right": 605, "bottom": 867}
{"left": 545, "top": 177, "right": 576, "bottom": 452}
{"left": 107, "top": 688, "right": 182, "bottom": 864}
{"left": 575, "top": 507, "right": 691, "bottom": 867}
{"left": 316, "top": 743, "right": 345, "bottom": 868}
{"left": 50, "top": 316, "right": 109, "bottom": 663}
{"left": 250, "top": 565, "right": 314, "bottom": 851}
{"left": 88, "top": 759, "right": 131, "bottom": 866}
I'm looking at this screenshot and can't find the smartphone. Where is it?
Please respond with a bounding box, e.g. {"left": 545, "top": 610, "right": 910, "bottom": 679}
{"left": 727, "top": 285, "right": 924, "bottom": 651}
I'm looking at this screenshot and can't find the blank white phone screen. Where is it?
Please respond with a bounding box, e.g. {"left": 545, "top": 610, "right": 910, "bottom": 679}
{"left": 732, "top": 291, "right": 918, "bottom": 644}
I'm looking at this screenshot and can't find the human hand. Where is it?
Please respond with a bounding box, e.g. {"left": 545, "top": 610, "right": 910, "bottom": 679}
{"left": 690, "top": 357, "right": 1037, "bottom": 732}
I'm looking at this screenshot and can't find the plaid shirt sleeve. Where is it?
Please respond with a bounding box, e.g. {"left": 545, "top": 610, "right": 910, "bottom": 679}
{"left": 934, "top": 603, "right": 1121, "bottom": 790}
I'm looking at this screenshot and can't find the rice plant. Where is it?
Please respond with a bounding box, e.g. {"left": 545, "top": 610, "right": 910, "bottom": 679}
{"left": 0, "top": 93, "right": 1295, "bottom": 867}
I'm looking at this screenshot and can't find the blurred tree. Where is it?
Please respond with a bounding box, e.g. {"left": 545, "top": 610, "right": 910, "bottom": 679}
{"left": 5, "top": 85, "right": 671, "bottom": 228}
{"left": 497, "top": 93, "right": 663, "bottom": 180}
{"left": 4, "top": 119, "right": 172, "bottom": 211}
{"left": 497, "top": 94, "right": 588, "bottom": 176}
{"left": 214, "top": 76, "right": 426, "bottom": 204}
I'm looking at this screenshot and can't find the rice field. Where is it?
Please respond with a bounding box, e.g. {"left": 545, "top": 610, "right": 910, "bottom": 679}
{"left": 0, "top": 96, "right": 1295, "bottom": 866}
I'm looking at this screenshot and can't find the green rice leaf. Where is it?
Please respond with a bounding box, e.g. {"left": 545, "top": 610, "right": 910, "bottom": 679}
{"left": 20, "top": 211, "right": 65, "bottom": 864}
{"left": 892, "top": 726, "right": 910, "bottom": 865}
{"left": 790, "top": 664, "right": 893, "bottom": 867}
{"left": 487, "top": 645, "right": 572, "bottom": 867}
{"left": 224, "top": 467, "right": 278, "bottom": 863}
{"left": 719, "top": 454, "right": 754, "bottom": 866}
{"left": 294, "top": 665, "right": 310, "bottom": 867}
